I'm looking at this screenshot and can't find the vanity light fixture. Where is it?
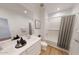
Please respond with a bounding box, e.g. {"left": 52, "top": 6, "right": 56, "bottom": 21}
{"left": 57, "top": 8, "right": 60, "bottom": 11}
{"left": 24, "top": 10, "right": 27, "bottom": 14}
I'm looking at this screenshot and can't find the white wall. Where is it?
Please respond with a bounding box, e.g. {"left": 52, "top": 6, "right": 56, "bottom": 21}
{"left": 47, "top": 17, "right": 61, "bottom": 31}
{"left": 69, "top": 4, "right": 79, "bottom": 54}
{"left": 46, "top": 17, "right": 61, "bottom": 44}
{"left": 21, "top": 4, "right": 40, "bottom": 19}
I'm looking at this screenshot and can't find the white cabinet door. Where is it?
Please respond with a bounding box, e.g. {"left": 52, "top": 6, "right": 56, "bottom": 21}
{"left": 27, "top": 41, "right": 41, "bottom": 55}
{"left": 20, "top": 40, "right": 41, "bottom": 55}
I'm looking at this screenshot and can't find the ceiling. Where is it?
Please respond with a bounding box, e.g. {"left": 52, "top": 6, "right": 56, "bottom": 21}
{"left": 21, "top": 3, "right": 77, "bottom": 15}
{"left": 44, "top": 3, "right": 76, "bottom": 14}
{"left": 0, "top": 3, "right": 40, "bottom": 17}
{"left": 0, "top": 3, "right": 34, "bottom": 18}
{"left": 0, "top": 3, "right": 77, "bottom": 15}
{"left": 0, "top": 3, "right": 25, "bottom": 13}
{"left": 21, "top": 3, "right": 40, "bottom": 12}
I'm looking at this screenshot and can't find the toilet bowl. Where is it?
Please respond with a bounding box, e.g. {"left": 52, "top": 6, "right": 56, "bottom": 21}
{"left": 41, "top": 41, "right": 48, "bottom": 51}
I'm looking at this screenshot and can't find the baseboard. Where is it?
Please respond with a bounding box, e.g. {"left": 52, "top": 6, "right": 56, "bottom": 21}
{"left": 46, "top": 40, "right": 70, "bottom": 54}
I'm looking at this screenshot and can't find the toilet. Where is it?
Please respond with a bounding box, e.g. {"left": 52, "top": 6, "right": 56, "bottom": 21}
{"left": 41, "top": 41, "right": 48, "bottom": 51}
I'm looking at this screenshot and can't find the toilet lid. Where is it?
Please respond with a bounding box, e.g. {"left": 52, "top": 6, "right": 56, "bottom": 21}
{"left": 41, "top": 41, "right": 47, "bottom": 46}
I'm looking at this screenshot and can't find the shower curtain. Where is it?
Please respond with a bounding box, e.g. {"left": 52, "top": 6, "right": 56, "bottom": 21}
{"left": 57, "top": 15, "right": 75, "bottom": 50}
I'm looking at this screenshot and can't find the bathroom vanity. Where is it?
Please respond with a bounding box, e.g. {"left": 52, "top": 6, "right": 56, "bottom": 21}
{"left": 0, "top": 35, "right": 41, "bottom": 55}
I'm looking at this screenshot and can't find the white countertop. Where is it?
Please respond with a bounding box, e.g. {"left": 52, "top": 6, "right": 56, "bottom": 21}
{"left": 0, "top": 35, "right": 41, "bottom": 55}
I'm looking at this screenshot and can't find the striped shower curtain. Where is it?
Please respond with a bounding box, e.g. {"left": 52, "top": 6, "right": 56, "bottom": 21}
{"left": 57, "top": 15, "right": 75, "bottom": 50}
